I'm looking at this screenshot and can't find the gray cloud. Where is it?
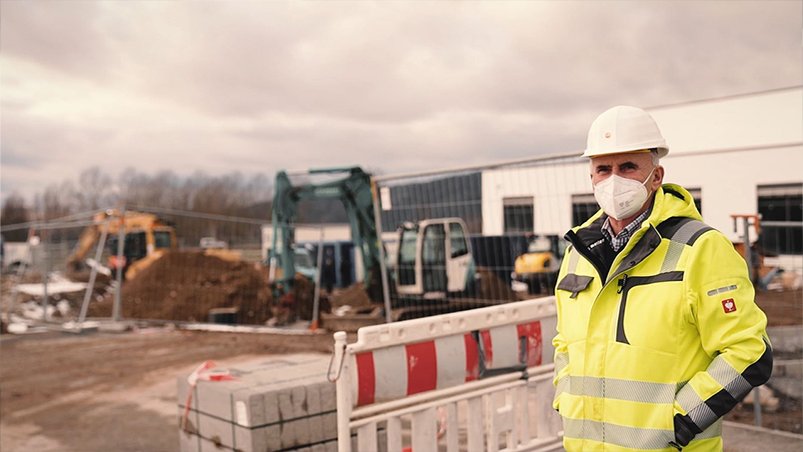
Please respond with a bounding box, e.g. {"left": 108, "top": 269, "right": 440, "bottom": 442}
{"left": 1, "top": 0, "right": 800, "bottom": 202}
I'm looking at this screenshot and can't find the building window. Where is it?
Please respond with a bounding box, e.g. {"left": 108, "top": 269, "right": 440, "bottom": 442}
{"left": 757, "top": 184, "right": 802, "bottom": 255}
{"left": 571, "top": 194, "right": 598, "bottom": 226}
{"left": 503, "top": 197, "right": 533, "bottom": 233}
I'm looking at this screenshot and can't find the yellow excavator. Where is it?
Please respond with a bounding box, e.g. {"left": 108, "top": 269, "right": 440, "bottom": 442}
{"left": 67, "top": 210, "right": 178, "bottom": 280}
{"left": 511, "top": 235, "right": 561, "bottom": 294}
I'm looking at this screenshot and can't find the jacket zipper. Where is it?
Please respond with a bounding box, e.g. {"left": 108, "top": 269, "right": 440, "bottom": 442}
{"left": 616, "top": 274, "right": 628, "bottom": 294}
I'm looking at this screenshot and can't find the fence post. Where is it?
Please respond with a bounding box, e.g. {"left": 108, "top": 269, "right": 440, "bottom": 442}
{"left": 41, "top": 228, "right": 50, "bottom": 321}
{"left": 112, "top": 207, "right": 125, "bottom": 322}
{"left": 370, "top": 179, "right": 393, "bottom": 324}
{"left": 734, "top": 215, "right": 763, "bottom": 427}
{"left": 333, "top": 331, "right": 352, "bottom": 452}
{"left": 78, "top": 220, "right": 109, "bottom": 324}
{"left": 311, "top": 226, "right": 325, "bottom": 329}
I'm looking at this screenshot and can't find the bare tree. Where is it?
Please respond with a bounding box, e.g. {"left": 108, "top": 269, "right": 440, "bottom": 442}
{"left": 1, "top": 193, "right": 29, "bottom": 241}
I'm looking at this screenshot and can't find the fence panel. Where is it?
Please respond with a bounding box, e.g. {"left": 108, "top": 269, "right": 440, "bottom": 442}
{"left": 372, "top": 153, "right": 586, "bottom": 321}
{"left": 0, "top": 207, "right": 273, "bottom": 328}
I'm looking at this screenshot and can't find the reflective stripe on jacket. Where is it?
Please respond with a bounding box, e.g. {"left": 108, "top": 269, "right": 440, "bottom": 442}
{"left": 552, "top": 184, "right": 772, "bottom": 452}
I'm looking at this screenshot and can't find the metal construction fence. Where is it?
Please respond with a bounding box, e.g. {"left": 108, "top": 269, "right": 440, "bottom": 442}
{"left": 0, "top": 207, "right": 268, "bottom": 328}
{"left": 370, "top": 152, "right": 592, "bottom": 322}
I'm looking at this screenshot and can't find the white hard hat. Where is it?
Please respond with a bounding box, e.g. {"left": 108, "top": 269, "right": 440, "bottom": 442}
{"left": 583, "top": 105, "right": 668, "bottom": 158}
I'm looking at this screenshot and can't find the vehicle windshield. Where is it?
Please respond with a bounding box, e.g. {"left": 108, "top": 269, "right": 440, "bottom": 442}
{"left": 294, "top": 249, "right": 314, "bottom": 268}
{"left": 399, "top": 228, "right": 418, "bottom": 265}
{"left": 154, "top": 231, "right": 172, "bottom": 248}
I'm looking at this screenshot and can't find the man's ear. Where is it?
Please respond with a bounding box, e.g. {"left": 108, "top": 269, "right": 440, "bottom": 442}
{"left": 651, "top": 165, "right": 665, "bottom": 191}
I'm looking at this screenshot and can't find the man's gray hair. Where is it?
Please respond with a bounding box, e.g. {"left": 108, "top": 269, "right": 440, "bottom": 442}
{"left": 650, "top": 150, "right": 660, "bottom": 166}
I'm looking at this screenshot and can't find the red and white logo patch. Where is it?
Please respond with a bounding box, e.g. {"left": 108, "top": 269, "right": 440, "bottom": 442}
{"left": 722, "top": 298, "right": 737, "bottom": 313}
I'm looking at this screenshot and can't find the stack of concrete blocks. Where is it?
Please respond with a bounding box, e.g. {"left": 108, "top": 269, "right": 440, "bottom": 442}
{"left": 178, "top": 353, "right": 340, "bottom": 451}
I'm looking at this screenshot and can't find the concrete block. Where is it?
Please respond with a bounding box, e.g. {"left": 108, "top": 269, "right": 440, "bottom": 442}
{"left": 198, "top": 413, "right": 233, "bottom": 449}
{"left": 322, "top": 412, "right": 338, "bottom": 441}
{"left": 199, "top": 433, "right": 229, "bottom": 452}
{"left": 264, "top": 424, "right": 281, "bottom": 451}
{"left": 234, "top": 424, "right": 265, "bottom": 452}
{"left": 320, "top": 381, "right": 337, "bottom": 412}
{"left": 291, "top": 385, "right": 309, "bottom": 418}
{"left": 178, "top": 428, "right": 200, "bottom": 452}
{"left": 177, "top": 354, "right": 334, "bottom": 451}
{"left": 280, "top": 416, "right": 297, "bottom": 449}
{"left": 294, "top": 416, "right": 312, "bottom": 445}
{"left": 263, "top": 390, "right": 280, "bottom": 425}
{"left": 307, "top": 413, "right": 323, "bottom": 444}
{"left": 232, "top": 387, "right": 266, "bottom": 427}
{"left": 196, "top": 381, "right": 244, "bottom": 420}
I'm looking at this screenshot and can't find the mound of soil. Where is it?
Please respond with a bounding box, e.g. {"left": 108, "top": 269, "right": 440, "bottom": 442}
{"left": 476, "top": 267, "right": 517, "bottom": 301}
{"left": 88, "top": 251, "right": 272, "bottom": 324}
{"left": 329, "top": 282, "right": 373, "bottom": 310}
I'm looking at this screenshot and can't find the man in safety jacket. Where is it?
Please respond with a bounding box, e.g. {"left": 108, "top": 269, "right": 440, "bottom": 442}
{"left": 552, "top": 106, "right": 772, "bottom": 451}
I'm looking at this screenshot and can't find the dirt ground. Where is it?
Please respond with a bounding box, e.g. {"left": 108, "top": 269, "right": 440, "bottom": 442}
{"left": 0, "top": 328, "right": 332, "bottom": 452}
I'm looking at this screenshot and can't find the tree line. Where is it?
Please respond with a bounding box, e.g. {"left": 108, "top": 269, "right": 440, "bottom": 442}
{"left": 1, "top": 166, "right": 353, "bottom": 244}
{"left": 1, "top": 167, "right": 273, "bottom": 243}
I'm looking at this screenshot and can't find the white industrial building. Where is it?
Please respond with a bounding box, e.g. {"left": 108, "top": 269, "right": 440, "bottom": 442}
{"left": 482, "top": 86, "right": 803, "bottom": 269}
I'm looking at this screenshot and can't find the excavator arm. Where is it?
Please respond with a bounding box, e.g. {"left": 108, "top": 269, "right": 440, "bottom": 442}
{"left": 270, "top": 167, "right": 380, "bottom": 298}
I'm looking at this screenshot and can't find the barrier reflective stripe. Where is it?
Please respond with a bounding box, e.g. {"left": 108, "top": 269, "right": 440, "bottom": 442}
{"left": 564, "top": 376, "right": 675, "bottom": 404}
{"left": 463, "top": 333, "right": 480, "bottom": 382}
{"left": 435, "top": 333, "right": 469, "bottom": 388}
{"left": 406, "top": 341, "right": 437, "bottom": 395}
{"left": 517, "top": 321, "right": 543, "bottom": 367}
{"left": 563, "top": 418, "right": 674, "bottom": 450}
{"left": 356, "top": 352, "right": 376, "bottom": 406}
{"left": 353, "top": 320, "right": 548, "bottom": 407}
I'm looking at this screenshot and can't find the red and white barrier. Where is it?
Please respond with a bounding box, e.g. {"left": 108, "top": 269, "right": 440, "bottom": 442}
{"left": 333, "top": 297, "right": 562, "bottom": 452}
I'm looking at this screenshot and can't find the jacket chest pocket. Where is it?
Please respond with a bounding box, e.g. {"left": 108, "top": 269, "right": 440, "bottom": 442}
{"left": 616, "top": 271, "right": 685, "bottom": 353}
{"left": 557, "top": 273, "right": 594, "bottom": 299}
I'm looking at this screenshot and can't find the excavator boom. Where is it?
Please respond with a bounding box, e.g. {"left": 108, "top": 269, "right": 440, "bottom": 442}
{"left": 270, "top": 167, "right": 379, "bottom": 297}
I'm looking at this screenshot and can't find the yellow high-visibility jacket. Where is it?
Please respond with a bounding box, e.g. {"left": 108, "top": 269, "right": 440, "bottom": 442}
{"left": 552, "top": 184, "right": 772, "bottom": 452}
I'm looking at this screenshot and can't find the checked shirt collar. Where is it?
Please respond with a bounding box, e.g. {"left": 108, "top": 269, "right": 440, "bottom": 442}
{"left": 601, "top": 208, "right": 651, "bottom": 253}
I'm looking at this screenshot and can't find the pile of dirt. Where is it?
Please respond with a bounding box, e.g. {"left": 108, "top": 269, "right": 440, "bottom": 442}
{"left": 291, "top": 274, "right": 320, "bottom": 321}
{"left": 88, "top": 251, "right": 272, "bottom": 324}
{"left": 475, "top": 267, "right": 517, "bottom": 301}
{"left": 329, "top": 282, "right": 373, "bottom": 310}
{"left": 756, "top": 288, "right": 803, "bottom": 327}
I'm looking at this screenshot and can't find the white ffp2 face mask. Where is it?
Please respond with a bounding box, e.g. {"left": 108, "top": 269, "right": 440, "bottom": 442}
{"left": 593, "top": 168, "right": 655, "bottom": 221}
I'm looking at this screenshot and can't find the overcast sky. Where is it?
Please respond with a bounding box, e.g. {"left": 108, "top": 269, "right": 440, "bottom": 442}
{"left": 1, "top": 0, "right": 801, "bottom": 202}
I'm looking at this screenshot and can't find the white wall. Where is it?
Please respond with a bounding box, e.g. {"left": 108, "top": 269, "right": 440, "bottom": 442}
{"left": 650, "top": 88, "right": 803, "bottom": 154}
{"left": 260, "top": 223, "right": 352, "bottom": 261}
